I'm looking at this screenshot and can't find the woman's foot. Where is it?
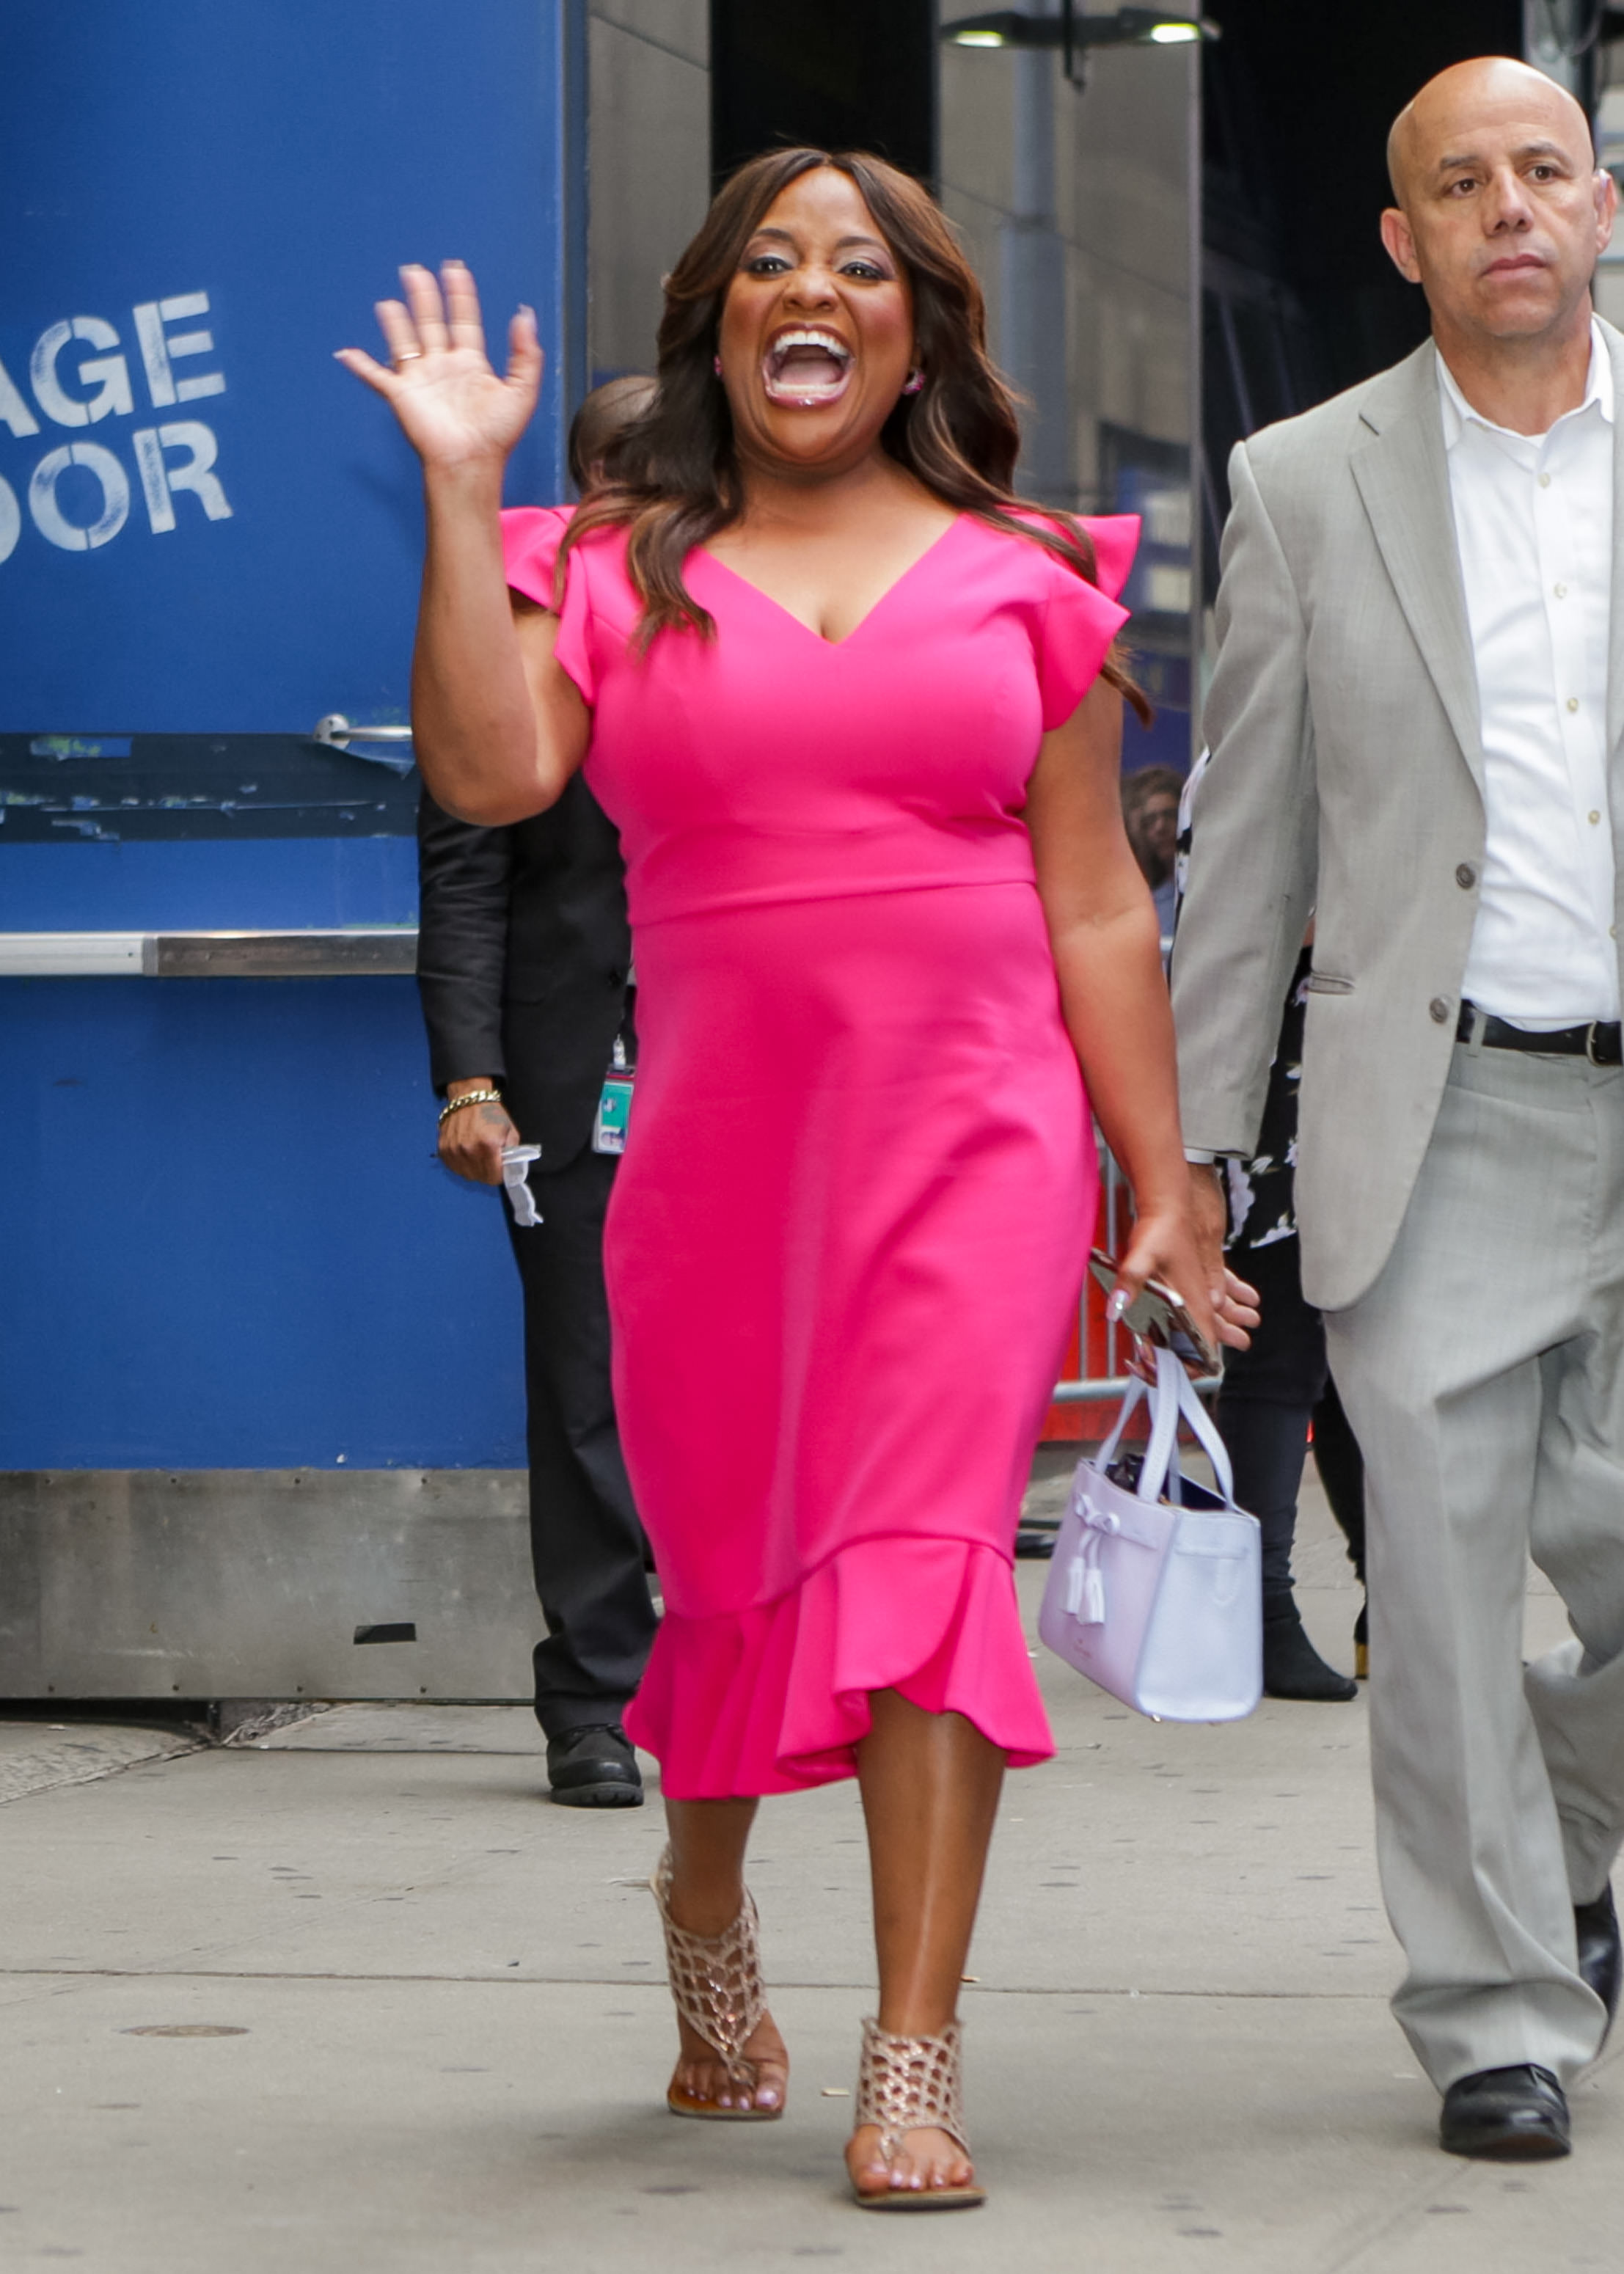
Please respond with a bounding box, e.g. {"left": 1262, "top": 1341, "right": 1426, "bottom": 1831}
{"left": 846, "top": 2122, "right": 976, "bottom": 2201}
{"left": 653, "top": 1844, "right": 787, "bottom": 2121}
{"left": 847, "top": 2016, "right": 985, "bottom": 2209}
{"left": 1262, "top": 1595, "right": 1357, "bottom": 1701}
{"left": 670, "top": 2006, "right": 788, "bottom": 2116}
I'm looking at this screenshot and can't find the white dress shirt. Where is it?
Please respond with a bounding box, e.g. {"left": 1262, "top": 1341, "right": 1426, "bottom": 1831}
{"left": 1441, "top": 323, "right": 1618, "bottom": 1026}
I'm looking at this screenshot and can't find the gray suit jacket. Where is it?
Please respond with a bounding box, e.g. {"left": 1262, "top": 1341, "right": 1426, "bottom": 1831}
{"left": 1171, "top": 321, "right": 1624, "bottom": 1313}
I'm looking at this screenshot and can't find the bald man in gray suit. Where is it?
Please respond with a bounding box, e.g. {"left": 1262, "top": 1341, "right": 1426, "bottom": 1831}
{"left": 1174, "top": 58, "right": 1624, "bottom": 2160}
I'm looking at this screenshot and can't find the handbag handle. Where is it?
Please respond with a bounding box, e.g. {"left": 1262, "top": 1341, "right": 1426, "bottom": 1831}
{"left": 1099, "top": 1345, "right": 1234, "bottom": 1509}
{"left": 1146, "top": 1343, "right": 1235, "bottom": 1505}
{"left": 1093, "top": 1371, "right": 1149, "bottom": 1475}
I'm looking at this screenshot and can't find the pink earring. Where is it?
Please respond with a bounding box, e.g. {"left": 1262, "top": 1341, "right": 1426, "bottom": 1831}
{"left": 713, "top": 355, "right": 724, "bottom": 378}
{"left": 902, "top": 368, "right": 925, "bottom": 396}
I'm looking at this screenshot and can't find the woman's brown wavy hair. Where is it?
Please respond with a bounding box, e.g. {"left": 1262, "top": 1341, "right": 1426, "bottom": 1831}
{"left": 561, "top": 145, "right": 1148, "bottom": 722}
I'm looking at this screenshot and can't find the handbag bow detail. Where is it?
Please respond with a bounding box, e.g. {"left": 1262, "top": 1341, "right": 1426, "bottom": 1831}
{"left": 1065, "top": 1503, "right": 1119, "bottom": 1625}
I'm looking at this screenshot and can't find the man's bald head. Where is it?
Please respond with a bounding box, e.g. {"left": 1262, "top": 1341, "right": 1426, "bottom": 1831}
{"left": 1387, "top": 56, "right": 1593, "bottom": 209}
{"left": 1377, "top": 54, "right": 1612, "bottom": 369}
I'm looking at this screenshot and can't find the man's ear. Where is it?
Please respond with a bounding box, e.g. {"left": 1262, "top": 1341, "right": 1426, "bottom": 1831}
{"left": 1595, "top": 167, "right": 1617, "bottom": 258}
{"left": 1380, "top": 205, "right": 1422, "bottom": 285}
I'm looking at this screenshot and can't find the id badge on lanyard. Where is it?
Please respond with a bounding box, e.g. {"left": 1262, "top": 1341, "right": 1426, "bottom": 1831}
{"left": 593, "top": 1031, "right": 634, "bottom": 1155}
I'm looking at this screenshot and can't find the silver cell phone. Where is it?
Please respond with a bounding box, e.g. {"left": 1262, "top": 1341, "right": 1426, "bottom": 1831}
{"left": 1089, "top": 1247, "right": 1218, "bottom": 1375}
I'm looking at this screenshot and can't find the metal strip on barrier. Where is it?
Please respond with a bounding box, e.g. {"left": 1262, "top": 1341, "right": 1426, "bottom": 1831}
{"left": 0, "top": 929, "right": 419, "bottom": 978}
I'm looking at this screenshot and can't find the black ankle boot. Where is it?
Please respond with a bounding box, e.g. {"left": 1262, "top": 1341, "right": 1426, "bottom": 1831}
{"left": 1263, "top": 1596, "right": 1358, "bottom": 1701}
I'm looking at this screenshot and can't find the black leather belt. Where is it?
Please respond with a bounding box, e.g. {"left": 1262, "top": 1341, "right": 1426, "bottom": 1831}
{"left": 1457, "top": 1004, "right": 1623, "bottom": 1065}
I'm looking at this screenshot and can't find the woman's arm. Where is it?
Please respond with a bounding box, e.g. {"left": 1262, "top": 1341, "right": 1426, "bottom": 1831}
{"left": 337, "top": 261, "right": 587, "bottom": 823}
{"left": 1025, "top": 679, "right": 1253, "bottom": 1354}
{"left": 410, "top": 477, "right": 589, "bottom": 822}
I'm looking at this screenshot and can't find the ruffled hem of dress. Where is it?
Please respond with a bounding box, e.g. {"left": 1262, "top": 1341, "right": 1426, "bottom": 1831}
{"left": 623, "top": 1534, "right": 1055, "bottom": 1800}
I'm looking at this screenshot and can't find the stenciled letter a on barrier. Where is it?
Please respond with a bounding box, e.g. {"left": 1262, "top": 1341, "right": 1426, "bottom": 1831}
{"left": 0, "top": 356, "right": 40, "bottom": 439}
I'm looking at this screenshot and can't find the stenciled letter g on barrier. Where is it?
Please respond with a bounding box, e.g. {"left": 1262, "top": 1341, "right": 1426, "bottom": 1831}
{"left": 30, "top": 318, "right": 135, "bottom": 428}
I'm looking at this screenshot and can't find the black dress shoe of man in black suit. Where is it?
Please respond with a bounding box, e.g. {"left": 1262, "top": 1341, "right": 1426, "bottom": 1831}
{"left": 1439, "top": 2066, "right": 1570, "bottom": 2160}
{"left": 546, "top": 1724, "right": 643, "bottom": 1808}
{"left": 1575, "top": 1884, "right": 1622, "bottom": 2044}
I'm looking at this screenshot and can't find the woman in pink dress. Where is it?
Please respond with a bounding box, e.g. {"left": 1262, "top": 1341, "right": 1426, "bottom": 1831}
{"left": 340, "top": 147, "right": 1252, "bottom": 2209}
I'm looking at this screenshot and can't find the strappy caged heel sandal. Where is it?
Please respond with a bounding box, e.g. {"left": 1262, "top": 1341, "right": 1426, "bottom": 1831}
{"left": 850, "top": 2016, "right": 987, "bottom": 2210}
{"left": 651, "top": 1845, "right": 785, "bottom": 2121}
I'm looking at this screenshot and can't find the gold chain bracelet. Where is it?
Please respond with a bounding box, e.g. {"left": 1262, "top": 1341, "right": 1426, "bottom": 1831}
{"left": 437, "top": 1089, "right": 505, "bottom": 1127}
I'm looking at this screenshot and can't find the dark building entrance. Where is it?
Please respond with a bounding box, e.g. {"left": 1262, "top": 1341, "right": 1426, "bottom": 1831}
{"left": 1200, "top": 0, "right": 1526, "bottom": 587}
{"left": 709, "top": 0, "right": 938, "bottom": 187}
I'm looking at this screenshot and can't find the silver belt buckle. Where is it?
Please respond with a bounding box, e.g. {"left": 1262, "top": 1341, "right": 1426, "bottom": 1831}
{"left": 1586, "top": 1021, "right": 1611, "bottom": 1067}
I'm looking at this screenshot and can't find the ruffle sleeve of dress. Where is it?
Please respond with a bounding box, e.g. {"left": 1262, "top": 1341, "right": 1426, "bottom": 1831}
{"left": 1022, "top": 511, "right": 1137, "bottom": 733}
{"left": 499, "top": 504, "right": 597, "bottom": 706}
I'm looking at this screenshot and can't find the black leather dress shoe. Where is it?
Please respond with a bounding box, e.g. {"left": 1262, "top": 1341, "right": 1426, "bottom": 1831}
{"left": 545, "top": 1723, "right": 643, "bottom": 1808}
{"left": 1575, "top": 1883, "right": 1622, "bottom": 2042}
{"left": 1439, "top": 2065, "right": 1570, "bottom": 2160}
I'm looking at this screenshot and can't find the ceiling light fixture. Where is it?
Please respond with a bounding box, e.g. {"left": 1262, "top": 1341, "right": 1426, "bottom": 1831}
{"left": 943, "top": 6, "right": 1219, "bottom": 84}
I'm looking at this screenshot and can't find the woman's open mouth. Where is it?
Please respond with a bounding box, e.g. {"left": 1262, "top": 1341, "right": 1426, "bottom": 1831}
{"left": 761, "top": 327, "right": 855, "bottom": 407}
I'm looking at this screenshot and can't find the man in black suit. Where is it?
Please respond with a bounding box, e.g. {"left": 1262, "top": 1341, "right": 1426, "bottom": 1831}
{"left": 417, "top": 378, "right": 656, "bottom": 1805}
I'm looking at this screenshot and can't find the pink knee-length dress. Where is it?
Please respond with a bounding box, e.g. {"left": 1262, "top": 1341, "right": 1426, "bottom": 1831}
{"left": 500, "top": 505, "right": 1136, "bottom": 1799}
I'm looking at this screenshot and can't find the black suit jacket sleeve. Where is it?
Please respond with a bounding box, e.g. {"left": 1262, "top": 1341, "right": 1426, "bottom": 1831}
{"left": 416, "top": 794, "right": 516, "bottom": 1094}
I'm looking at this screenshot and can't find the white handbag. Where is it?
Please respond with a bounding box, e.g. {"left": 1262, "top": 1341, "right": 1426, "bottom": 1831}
{"left": 1039, "top": 1343, "right": 1262, "bottom": 1722}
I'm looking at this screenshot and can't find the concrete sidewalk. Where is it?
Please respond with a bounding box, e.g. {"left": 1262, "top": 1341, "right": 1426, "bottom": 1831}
{"left": 0, "top": 1469, "right": 1614, "bottom": 2274}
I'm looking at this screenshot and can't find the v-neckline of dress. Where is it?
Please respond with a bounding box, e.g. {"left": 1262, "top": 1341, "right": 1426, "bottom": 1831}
{"left": 695, "top": 513, "right": 968, "bottom": 651}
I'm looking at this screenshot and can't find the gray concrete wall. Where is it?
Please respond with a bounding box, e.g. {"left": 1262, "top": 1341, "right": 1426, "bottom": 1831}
{"left": 588, "top": 1, "right": 711, "bottom": 384}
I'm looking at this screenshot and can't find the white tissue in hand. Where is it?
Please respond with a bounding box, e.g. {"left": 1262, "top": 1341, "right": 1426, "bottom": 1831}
{"left": 501, "top": 1144, "right": 543, "bottom": 1227}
